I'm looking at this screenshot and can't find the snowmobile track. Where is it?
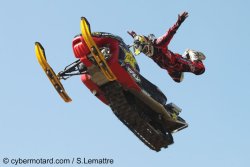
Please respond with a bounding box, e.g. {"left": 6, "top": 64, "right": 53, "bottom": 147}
{"left": 102, "top": 82, "right": 172, "bottom": 151}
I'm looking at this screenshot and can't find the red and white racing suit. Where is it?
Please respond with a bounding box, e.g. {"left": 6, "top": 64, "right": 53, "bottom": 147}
{"left": 150, "top": 21, "right": 205, "bottom": 82}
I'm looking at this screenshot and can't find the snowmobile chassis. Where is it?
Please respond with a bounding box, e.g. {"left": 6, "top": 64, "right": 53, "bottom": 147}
{"left": 35, "top": 17, "right": 188, "bottom": 152}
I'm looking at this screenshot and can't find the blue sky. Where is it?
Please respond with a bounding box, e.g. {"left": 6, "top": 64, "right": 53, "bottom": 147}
{"left": 0, "top": 0, "right": 249, "bottom": 166}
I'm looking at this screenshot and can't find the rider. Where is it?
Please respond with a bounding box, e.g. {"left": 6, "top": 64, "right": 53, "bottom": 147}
{"left": 128, "top": 12, "right": 206, "bottom": 83}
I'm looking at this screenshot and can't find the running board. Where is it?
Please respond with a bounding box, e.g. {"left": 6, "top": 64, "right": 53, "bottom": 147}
{"left": 128, "top": 88, "right": 188, "bottom": 132}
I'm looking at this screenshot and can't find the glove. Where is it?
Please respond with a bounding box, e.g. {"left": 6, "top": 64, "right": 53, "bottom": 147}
{"left": 127, "top": 31, "right": 137, "bottom": 38}
{"left": 177, "top": 12, "right": 189, "bottom": 25}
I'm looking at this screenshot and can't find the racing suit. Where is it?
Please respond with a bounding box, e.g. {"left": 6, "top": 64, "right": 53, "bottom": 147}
{"left": 150, "top": 20, "right": 205, "bottom": 82}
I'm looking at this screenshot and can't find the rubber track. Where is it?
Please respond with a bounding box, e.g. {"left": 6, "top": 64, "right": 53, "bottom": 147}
{"left": 102, "top": 82, "right": 171, "bottom": 151}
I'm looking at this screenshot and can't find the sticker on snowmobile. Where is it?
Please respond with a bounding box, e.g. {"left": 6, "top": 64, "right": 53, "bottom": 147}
{"left": 124, "top": 50, "right": 137, "bottom": 70}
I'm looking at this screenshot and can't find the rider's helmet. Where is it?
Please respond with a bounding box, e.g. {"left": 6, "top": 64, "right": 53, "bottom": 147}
{"left": 128, "top": 31, "right": 155, "bottom": 57}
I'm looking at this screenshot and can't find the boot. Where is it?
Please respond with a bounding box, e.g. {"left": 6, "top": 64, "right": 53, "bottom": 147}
{"left": 183, "top": 49, "right": 206, "bottom": 62}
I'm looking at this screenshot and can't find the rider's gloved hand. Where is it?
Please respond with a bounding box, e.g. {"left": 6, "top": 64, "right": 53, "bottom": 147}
{"left": 177, "top": 11, "right": 189, "bottom": 25}
{"left": 127, "top": 31, "right": 137, "bottom": 38}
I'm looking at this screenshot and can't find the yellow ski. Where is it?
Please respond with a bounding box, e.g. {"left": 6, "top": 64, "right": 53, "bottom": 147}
{"left": 35, "top": 42, "right": 72, "bottom": 102}
{"left": 80, "top": 17, "right": 117, "bottom": 81}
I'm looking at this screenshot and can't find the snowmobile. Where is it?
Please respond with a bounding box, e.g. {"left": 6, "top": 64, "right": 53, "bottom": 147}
{"left": 35, "top": 17, "right": 188, "bottom": 151}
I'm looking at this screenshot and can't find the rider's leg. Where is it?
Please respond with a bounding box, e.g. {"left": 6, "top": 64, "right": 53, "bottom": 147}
{"left": 168, "top": 70, "right": 184, "bottom": 83}
{"left": 167, "top": 52, "right": 205, "bottom": 82}
{"left": 148, "top": 49, "right": 205, "bottom": 82}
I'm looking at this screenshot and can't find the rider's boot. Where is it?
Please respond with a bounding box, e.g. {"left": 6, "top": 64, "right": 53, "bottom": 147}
{"left": 182, "top": 49, "right": 206, "bottom": 62}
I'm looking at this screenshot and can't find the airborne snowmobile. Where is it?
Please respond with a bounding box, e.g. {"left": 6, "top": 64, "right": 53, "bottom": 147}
{"left": 35, "top": 17, "right": 188, "bottom": 151}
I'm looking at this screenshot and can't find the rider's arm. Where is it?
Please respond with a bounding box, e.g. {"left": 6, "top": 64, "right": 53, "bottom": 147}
{"left": 154, "top": 12, "right": 188, "bottom": 47}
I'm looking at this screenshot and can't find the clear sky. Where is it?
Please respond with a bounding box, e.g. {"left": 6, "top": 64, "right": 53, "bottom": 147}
{"left": 0, "top": 0, "right": 250, "bottom": 166}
